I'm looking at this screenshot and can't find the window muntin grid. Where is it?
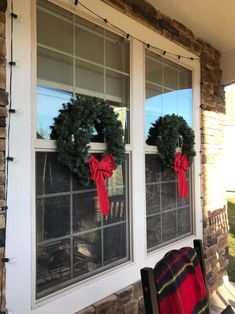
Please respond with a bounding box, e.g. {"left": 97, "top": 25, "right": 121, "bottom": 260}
{"left": 145, "top": 50, "right": 192, "bottom": 139}
{"left": 37, "top": 0, "right": 130, "bottom": 142}
{"left": 145, "top": 50, "right": 193, "bottom": 251}
{"left": 36, "top": 0, "right": 131, "bottom": 299}
{"left": 36, "top": 152, "right": 130, "bottom": 298}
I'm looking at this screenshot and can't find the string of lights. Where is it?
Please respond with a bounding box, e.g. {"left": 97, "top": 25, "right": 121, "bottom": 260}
{"left": 0, "top": 0, "right": 17, "bottom": 311}
{"left": 75, "top": 0, "right": 200, "bottom": 62}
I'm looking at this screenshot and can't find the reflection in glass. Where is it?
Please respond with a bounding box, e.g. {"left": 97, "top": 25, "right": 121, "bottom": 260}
{"left": 104, "top": 224, "right": 126, "bottom": 264}
{"left": 36, "top": 152, "right": 129, "bottom": 297}
{"left": 145, "top": 154, "right": 161, "bottom": 184}
{"left": 178, "top": 207, "right": 191, "bottom": 235}
{"left": 37, "top": 4, "right": 73, "bottom": 53}
{"left": 146, "top": 52, "right": 162, "bottom": 85}
{"left": 76, "top": 60, "right": 104, "bottom": 95}
{"left": 163, "top": 60, "right": 178, "bottom": 90}
{"left": 37, "top": 47, "right": 73, "bottom": 88}
{"left": 36, "top": 152, "right": 70, "bottom": 195}
{"left": 162, "top": 211, "right": 177, "bottom": 242}
{"left": 36, "top": 87, "right": 71, "bottom": 139}
{"left": 145, "top": 154, "right": 192, "bottom": 251}
{"left": 37, "top": 0, "right": 130, "bottom": 144}
{"left": 73, "top": 231, "right": 102, "bottom": 276}
{"left": 146, "top": 184, "right": 160, "bottom": 214}
{"left": 147, "top": 215, "right": 161, "bottom": 248}
{"left": 36, "top": 0, "right": 130, "bottom": 298}
{"left": 75, "top": 16, "right": 104, "bottom": 65}
{"left": 73, "top": 191, "right": 100, "bottom": 233}
{"left": 37, "top": 196, "right": 70, "bottom": 240}
{"left": 161, "top": 182, "right": 177, "bottom": 211}
{"left": 162, "top": 89, "right": 178, "bottom": 115}
{"left": 106, "top": 30, "right": 129, "bottom": 72}
{"left": 145, "top": 84, "right": 162, "bottom": 134}
{"left": 145, "top": 50, "right": 193, "bottom": 140}
{"left": 37, "top": 239, "right": 71, "bottom": 296}
{"left": 106, "top": 70, "right": 129, "bottom": 105}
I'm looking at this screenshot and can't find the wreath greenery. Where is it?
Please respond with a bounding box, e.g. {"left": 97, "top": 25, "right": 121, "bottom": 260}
{"left": 146, "top": 114, "right": 196, "bottom": 170}
{"left": 50, "top": 96, "right": 125, "bottom": 184}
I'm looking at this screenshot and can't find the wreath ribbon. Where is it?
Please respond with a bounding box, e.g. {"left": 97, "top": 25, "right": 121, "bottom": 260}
{"left": 89, "top": 153, "right": 116, "bottom": 216}
{"left": 174, "top": 152, "right": 190, "bottom": 199}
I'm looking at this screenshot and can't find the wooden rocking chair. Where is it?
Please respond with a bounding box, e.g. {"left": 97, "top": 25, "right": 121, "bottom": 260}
{"left": 140, "top": 239, "right": 234, "bottom": 314}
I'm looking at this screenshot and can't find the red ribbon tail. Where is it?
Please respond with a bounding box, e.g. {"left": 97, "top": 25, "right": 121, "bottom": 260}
{"left": 178, "top": 169, "right": 189, "bottom": 199}
{"left": 96, "top": 175, "right": 110, "bottom": 216}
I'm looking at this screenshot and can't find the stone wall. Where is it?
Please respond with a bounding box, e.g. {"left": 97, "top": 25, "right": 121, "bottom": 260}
{"left": 0, "top": 1, "right": 7, "bottom": 312}
{"left": 76, "top": 281, "right": 144, "bottom": 314}
{"left": 74, "top": 1, "right": 229, "bottom": 313}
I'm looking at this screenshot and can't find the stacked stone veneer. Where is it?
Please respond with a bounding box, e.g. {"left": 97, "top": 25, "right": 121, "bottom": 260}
{"left": 78, "top": 0, "right": 227, "bottom": 312}
{"left": 76, "top": 282, "right": 144, "bottom": 314}
{"left": 0, "top": 2, "right": 7, "bottom": 311}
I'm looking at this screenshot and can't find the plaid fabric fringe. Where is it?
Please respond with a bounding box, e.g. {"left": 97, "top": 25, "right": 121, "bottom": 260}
{"left": 154, "top": 247, "right": 210, "bottom": 314}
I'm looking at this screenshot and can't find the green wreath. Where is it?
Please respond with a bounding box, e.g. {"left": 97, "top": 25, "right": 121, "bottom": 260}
{"left": 50, "top": 96, "right": 125, "bottom": 184}
{"left": 146, "top": 114, "right": 196, "bottom": 170}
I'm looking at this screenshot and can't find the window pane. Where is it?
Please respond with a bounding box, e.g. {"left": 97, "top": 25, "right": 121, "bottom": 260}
{"left": 145, "top": 52, "right": 194, "bottom": 251}
{"left": 161, "top": 182, "right": 177, "bottom": 211}
{"left": 36, "top": 86, "right": 71, "bottom": 139}
{"left": 178, "top": 207, "right": 191, "bottom": 235}
{"left": 37, "top": 196, "right": 70, "bottom": 240}
{"left": 145, "top": 155, "right": 161, "bottom": 215}
{"left": 37, "top": 239, "right": 71, "bottom": 297}
{"left": 36, "top": 152, "right": 70, "bottom": 195}
{"left": 162, "top": 211, "right": 177, "bottom": 242}
{"left": 145, "top": 51, "right": 193, "bottom": 142}
{"left": 104, "top": 224, "right": 127, "bottom": 264}
{"left": 73, "top": 231, "right": 102, "bottom": 276}
{"left": 73, "top": 190, "right": 101, "bottom": 232}
{"left": 111, "top": 105, "right": 129, "bottom": 144}
{"left": 106, "top": 70, "right": 129, "bottom": 105}
{"left": 37, "top": 4, "right": 73, "bottom": 53}
{"left": 179, "top": 65, "right": 192, "bottom": 94}
{"left": 163, "top": 59, "right": 178, "bottom": 90}
{"left": 145, "top": 84, "right": 162, "bottom": 135}
{"left": 105, "top": 30, "right": 129, "bottom": 72}
{"left": 146, "top": 184, "right": 160, "bottom": 214}
{"left": 37, "top": 0, "right": 130, "bottom": 144}
{"left": 178, "top": 94, "right": 193, "bottom": 127}
{"left": 145, "top": 154, "right": 161, "bottom": 183}
{"left": 145, "top": 154, "right": 193, "bottom": 251}
{"left": 36, "top": 152, "right": 130, "bottom": 297}
{"left": 75, "top": 16, "right": 104, "bottom": 65}
{"left": 146, "top": 52, "right": 162, "bottom": 85}
{"left": 76, "top": 60, "right": 104, "bottom": 96}
{"left": 37, "top": 47, "right": 73, "bottom": 88}
{"left": 147, "top": 215, "right": 161, "bottom": 248}
{"left": 162, "top": 89, "right": 178, "bottom": 115}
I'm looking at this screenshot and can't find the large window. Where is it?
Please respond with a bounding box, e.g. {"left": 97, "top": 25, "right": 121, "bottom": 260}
{"left": 36, "top": 0, "right": 130, "bottom": 298}
{"left": 145, "top": 50, "right": 193, "bottom": 251}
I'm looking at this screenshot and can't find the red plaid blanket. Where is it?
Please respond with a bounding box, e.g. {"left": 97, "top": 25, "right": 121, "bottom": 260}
{"left": 154, "top": 247, "right": 210, "bottom": 314}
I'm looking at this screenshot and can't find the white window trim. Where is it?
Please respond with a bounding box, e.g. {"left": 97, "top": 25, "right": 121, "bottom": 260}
{"left": 5, "top": 0, "right": 201, "bottom": 313}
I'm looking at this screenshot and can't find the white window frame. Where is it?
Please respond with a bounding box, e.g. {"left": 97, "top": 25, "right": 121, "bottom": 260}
{"left": 5, "top": 0, "right": 201, "bottom": 313}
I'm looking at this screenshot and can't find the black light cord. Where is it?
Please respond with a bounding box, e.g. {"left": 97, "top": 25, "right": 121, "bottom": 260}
{"left": 75, "top": 1, "right": 200, "bottom": 61}
{"left": 0, "top": 0, "right": 16, "bottom": 311}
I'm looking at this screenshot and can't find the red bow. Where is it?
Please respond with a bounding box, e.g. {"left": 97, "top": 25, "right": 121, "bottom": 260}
{"left": 89, "top": 153, "right": 116, "bottom": 216}
{"left": 174, "top": 152, "right": 190, "bottom": 199}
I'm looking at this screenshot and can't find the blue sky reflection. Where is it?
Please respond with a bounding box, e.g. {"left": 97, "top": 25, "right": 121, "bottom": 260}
{"left": 37, "top": 86, "right": 71, "bottom": 139}
{"left": 145, "top": 89, "right": 192, "bottom": 139}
